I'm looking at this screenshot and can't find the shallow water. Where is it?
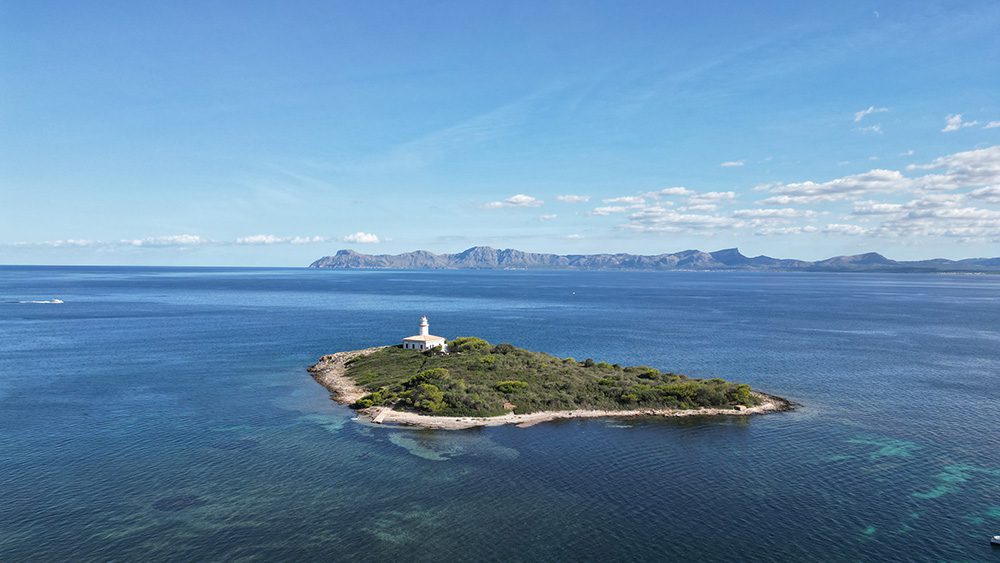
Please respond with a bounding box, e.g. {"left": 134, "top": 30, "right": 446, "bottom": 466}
{"left": 1, "top": 267, "right": 999, "bottom": 561}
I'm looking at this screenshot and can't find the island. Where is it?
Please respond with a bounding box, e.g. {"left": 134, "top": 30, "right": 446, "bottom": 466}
{"left": 308, "top": 318, "right": 792, "bottom": 430}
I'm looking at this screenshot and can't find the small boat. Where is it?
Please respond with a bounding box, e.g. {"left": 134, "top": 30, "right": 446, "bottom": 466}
{"left": 992, "top": 534, "right": 1000, "bottom": 546}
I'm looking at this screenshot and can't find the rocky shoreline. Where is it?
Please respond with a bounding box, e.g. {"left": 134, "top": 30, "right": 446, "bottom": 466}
{"left": 308, "top": 348, "right": 794, "bottom": 430}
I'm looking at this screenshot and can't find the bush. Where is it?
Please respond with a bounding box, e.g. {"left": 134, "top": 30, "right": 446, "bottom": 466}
{"left": 494, "top": 380, "right": 529, "bottom": 393}
{"left": 582, "top": 358, "right": 595, "bottom": 367}
{"left": 449, "top": 336, "right": 492, "bottom": 353}
{"left": 491, "top": 343, "right": 516, "bottom": 355}
{"left": 637, "top": 368, "right": 660, "bottom": 380}
{"left": 405, "top": 383, "right": 446, "bottom": 413}
{"left": 405, "top": 368, "right": 450, "bottom": 388}
{"left": 353, "top": 387, "right": 397, "bottom": 408}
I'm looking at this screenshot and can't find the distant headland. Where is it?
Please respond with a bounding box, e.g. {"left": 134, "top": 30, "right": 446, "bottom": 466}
{"left": 309, "top": 246, "right": 1000, "bottom": 273}
{"left": 309, "top": 316, "right": 792, "bottom": 430}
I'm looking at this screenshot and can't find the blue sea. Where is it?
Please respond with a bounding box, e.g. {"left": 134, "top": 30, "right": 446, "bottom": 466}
{"left": 1, "top": 267, "right": 998, "bottom": 561}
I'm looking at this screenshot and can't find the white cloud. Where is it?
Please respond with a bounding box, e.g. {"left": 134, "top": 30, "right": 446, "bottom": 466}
{"left": 556, "top": 194, "right": 591, "bottom": 203}
{"left": 758, "top": 169, "right": 912, "bottom": 204}
{"left": 125, "top": 234, "right": 208, "bottom": 247}
{"left": 692, "top": 191, "right": 736, "bottom": 202}
{"left": 590, "top": 206, "right": 629, "bottom": 216}
{"left": 969, "top": 186, "right": 1000, "bottom": 203}
{"left": 732, "top": 208, "right": 817, "bottom": 218}
{"left": 851, "top": 201, "right": 905, "bottom": 215}
{"left": 236, "top": 234, "right": 330, "bottom": 245}
{"left": 6, "top": 233, "right": 336, "bottom": 249}
{"left": 8, "top": 239, "right": 100, "bottom": 248}
{"left": 753, "top": 225, "right": 819, "bottom": 236}
{"left": 236, "top": 234, "right": 284, "bottom": 245}
{"left": 620, "top": 206, "right": 742, "bottom": 233}
{"left": 986, "top": 121, "right": 1000, "bottom": 129}
{"left": 678, "top": 203, "right": 719, "bottom": 212}
{"left": 942, "top": 113, "right": 979, "bottom": 132}
{"left": 824, "top": 223, "right": 870, "bottom": 235}
{"left": 539, "top": 214, "right": 558, "bottom": 221}
{"left": 342, "top": 231, "right": 380, "bottom": 244}
{"left": 484, "top": 194, "right": 544, "bottom": 208}
{"left": 291, "top": 236, "right": 330, "bottom": 245}
{"left": 854, "top": 106, "right": 888, "bottom": 122}
{"left": 603, "top": 196, "right": 645, "bottom": 204}
{"left": 643, "top": 186, "right": 693, "bottom": 198}
{"left": 758, "top": 145, "right": 1000, "bottom": 206}
{"left": 900, "top": 149, "right": 915, "bottom": 156}
{"left": 720, "top": 160, "right": 744, "bottom": 168}
{"left": 566, "top": 234, "right": 584, "bottom": 239}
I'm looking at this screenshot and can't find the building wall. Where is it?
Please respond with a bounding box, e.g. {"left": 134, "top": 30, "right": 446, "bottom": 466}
{"left": 402, "top": 340, "right": 446, "bottom": 351}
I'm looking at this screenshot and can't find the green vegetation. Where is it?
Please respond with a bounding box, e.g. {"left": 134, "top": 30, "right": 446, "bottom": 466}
{"left": 347, "top": 339, "right": 760, "bottom": 417}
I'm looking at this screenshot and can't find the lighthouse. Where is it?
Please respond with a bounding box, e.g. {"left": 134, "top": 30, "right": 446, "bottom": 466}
{"left": 402, "top": 315, "right": 447, "bottom": 352}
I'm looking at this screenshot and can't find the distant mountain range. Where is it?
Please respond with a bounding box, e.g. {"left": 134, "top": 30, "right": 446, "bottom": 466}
{"left": 309, "top": 247, "right": 1000, "bottom": 273}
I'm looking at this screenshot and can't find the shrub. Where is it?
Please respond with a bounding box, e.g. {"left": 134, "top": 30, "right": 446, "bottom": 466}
{"left": 491, "top": 343, "right": 516, "bottom": 355}
{"left": 449, "top": 337, "right": 492, "bottom": 353}
{"left": 637, "top": 368, "right": 660, "bottom": 380}
{"left": 353, "top": 387, "right": 397, "bottom": 408}
{"left": 596, "top": 362, "right": 613, "bottom": 370}
{"left": 582, "top": 358, "right": 595, "bottom": 367}
{"left": 405, "top": 368, "right": 450, "bottom": 388}
{"left": 405, "top": 383, "right": 446, "bottom": 413}
{"left": 494, "top": 380, "right": 529, "bottom": 393}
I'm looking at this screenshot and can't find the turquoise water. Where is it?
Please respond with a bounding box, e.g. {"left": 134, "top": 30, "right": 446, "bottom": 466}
{"left": 1, "top": 267, "right": 999, "bottom": 561}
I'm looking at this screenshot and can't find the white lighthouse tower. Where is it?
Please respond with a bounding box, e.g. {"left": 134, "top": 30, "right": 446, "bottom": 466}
{"left": 402, "top": 315, "right": 446, "bottom": 352}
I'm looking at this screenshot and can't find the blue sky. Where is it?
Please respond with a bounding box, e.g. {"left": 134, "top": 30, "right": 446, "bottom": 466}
{"left": 2, "top": 0, "right": 999, "bottom": 265}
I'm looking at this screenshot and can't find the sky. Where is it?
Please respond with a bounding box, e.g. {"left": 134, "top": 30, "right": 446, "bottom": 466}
{"left": 1, "top": 0, "right": 999, "bottom": 266}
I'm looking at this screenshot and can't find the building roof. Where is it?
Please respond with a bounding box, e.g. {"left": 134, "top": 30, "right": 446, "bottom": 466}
{"left": 402, "top": 334, "right": 446, "bottom": 342}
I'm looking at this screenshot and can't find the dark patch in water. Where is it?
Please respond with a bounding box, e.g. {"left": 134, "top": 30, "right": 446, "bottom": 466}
{"left": 153, "top": 494, "right": 207, "bottom": 512}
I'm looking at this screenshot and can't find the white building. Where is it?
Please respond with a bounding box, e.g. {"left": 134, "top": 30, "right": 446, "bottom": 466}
{"left": 402, "top": 316, "right": 447, "bottom": 352}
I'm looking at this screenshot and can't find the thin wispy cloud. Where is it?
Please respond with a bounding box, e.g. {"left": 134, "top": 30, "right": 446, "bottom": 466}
{"left": 732, "top": 208, "right": 817, "bottom": 218}
{"left": 5, "top": 234, "right": 336, "bottom": 249}
{"left": 125, "top": 235, "right": 209, "bottom": 247}
{"left": 236, "top": 234, "right": 331, "bottom": 245}
{"left": 855, "top": 124, "right": 883, "bottom": 135}
{"left": 985, "top": 121, "right": 1000, "bottom": 129}
{"left": 720, "top": 160, "right": 745, "bottom": 167}
{"left": 590, "top": 206, "right": 629, "bottom": 216}
{"left": 556, "top": 194, "right": 591, "bottom": 203}
{"left": 854, "top": 106, "right": 888, "bottom": 122}
{"left": 942, "top": 113, "right": 979, "bottom": 132}
{"left": 603, "top": 196, "right": 645, "bottom": 204}
{"left": 483, "top": 194, "right": 544, "bottom": 208}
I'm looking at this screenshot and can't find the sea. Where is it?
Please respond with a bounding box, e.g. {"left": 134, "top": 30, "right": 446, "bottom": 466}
{"left": 1, "top": 266, "right": 998, "bottom": 562}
